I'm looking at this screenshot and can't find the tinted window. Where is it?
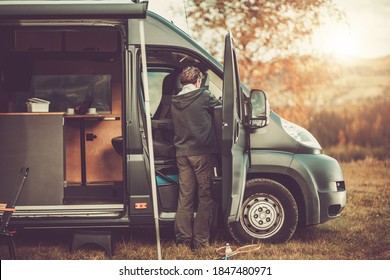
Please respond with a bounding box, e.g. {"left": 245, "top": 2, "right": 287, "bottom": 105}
{"left": 31, "top": 75, "right": 111, "bottom": 113}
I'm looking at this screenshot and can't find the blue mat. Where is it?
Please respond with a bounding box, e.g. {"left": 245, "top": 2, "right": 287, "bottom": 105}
{"left": 156, "top": 174, "right": 178, "bottom": 185}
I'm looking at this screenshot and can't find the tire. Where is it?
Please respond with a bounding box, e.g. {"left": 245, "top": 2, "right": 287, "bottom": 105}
{"left": 228, "top": 178, "right": 298, "bottom": 244}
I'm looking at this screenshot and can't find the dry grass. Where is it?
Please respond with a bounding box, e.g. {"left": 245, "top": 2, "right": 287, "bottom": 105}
{"left": 1, "top": 158, "right": 389, "bottom": 260}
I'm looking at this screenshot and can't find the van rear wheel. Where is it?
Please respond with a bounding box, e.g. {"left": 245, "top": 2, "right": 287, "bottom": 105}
{"left": 228, "top": 178, "right": 298, "bottom": 244}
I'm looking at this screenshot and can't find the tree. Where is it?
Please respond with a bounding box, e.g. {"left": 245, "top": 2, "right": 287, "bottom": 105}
{"left": 183, "top": 0, "right": 344, "bottom": 125}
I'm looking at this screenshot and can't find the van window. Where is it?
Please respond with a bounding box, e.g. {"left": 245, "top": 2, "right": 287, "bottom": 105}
{"left": 147, "top": 71, "right": 171, "bottom": 117}
{"left": 30, "top": 74, "right": 112, "bottom": 113}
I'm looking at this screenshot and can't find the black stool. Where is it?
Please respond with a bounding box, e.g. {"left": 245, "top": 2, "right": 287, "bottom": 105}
{"left": 71, "top": 230, "right": 115, "bottom": 258}
{"left": 0, "top": 167, "right": 29, "bottom": 260}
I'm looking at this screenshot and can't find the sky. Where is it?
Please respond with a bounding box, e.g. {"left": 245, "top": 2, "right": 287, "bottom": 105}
{"left": 148, "top": 0, "right": 390, "bottom": 59}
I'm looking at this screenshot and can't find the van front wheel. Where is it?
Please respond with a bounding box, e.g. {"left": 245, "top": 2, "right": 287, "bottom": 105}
{"left": 228, "top": 178, "right": 298, "bottom": 244}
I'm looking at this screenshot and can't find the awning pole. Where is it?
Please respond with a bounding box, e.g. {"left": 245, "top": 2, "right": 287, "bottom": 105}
{"left": 139, "top": 18, "right": 162, "bottom": 260}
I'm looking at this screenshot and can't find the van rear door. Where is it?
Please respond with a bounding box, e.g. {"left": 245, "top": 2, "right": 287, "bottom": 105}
{"left": 221, "top": 31, "right": 248, "bottom": 222}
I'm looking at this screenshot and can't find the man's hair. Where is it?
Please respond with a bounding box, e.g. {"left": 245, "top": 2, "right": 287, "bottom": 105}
{"left": 179, "top": 66, "right": 203, "bottom": 85}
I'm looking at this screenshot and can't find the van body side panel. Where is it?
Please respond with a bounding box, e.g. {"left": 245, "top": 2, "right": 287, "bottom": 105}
{"left": 249, "top": 112, "right": 298, "bottom": 152}
{"left": 128, "top": 15, "right": 195, "bottom": 49}
{"left": 127, "top": 155, "right": 153, "bottom": 216}
{"left": 228, "top": 154, "right": 249, "bottom": 222}
{"left": 125, "top": 43, "right": 153, "bottom": 219}
{"left": 249, "top": 151, "right": 294, "bottom": 174}
{"left": 128, "top": 13, "right": 221, "bottom": 67}
{"left": 10, "top": 216, "right": 131, "bottom": 230}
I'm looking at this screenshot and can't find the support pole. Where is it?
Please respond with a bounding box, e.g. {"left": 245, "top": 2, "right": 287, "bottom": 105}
{"left": 139, "top": 19, "right": 162, "bottom": 260}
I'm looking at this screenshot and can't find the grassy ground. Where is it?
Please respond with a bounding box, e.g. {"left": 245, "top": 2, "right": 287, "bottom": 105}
{"left": 1, "top": 158, "right": 389, "bottom": 260}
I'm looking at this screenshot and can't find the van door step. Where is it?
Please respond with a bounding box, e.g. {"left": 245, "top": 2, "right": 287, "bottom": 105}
{"left": 13, "top": 204, "right": 124, "bottom": 218}
{"left": 71, "top": 229, "right": 115, "bottom": 258}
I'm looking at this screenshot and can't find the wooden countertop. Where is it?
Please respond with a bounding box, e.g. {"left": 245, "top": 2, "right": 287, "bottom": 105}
{"left": 0, "top": 113, "right": 120, "bottom": 120}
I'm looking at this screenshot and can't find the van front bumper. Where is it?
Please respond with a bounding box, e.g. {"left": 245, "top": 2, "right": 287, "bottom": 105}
{"left": 318, "top": 181, "right": 346, "bottom": 223}
{"left": 290, "top": 154, "right": 347, "bottom": 225}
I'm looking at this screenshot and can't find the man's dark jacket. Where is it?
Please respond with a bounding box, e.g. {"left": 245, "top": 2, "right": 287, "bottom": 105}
{"left": 171, "top": 87, "right": 222, "bottom": 157}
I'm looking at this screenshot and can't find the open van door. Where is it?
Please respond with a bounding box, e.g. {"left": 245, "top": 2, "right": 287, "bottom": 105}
{"left": 221, "top": 31, "right": 248, "bottom": 223}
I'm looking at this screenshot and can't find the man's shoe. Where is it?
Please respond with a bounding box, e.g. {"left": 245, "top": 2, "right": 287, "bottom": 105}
{"left": 190, "top": 241, "right": 208, "bottom": 251}
{"left": 176, "top": 239, "right": 191, "bottom": 247}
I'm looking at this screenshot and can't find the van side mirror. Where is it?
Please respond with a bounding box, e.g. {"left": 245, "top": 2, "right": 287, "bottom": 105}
{"left": 248, "top": 89, "right": 270, "bottom": 128}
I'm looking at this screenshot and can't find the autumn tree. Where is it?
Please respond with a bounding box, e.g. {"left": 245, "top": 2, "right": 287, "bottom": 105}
{"left": 182, "top": 0, "right": 344, "bottom": 126}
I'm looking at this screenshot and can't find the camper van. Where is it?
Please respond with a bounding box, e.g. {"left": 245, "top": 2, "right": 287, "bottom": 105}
{"left": 0, "top": 1, "right": 346, "bottom": 245}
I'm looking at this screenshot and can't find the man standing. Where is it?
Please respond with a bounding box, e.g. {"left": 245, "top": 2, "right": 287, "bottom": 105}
{"left": 171, "top": 66, "right": 222, "bottom": 249}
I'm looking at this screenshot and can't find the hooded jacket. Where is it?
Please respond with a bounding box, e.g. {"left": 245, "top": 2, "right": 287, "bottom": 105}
{"left": 171, "top": 86, "right": 222, "bottom": 157}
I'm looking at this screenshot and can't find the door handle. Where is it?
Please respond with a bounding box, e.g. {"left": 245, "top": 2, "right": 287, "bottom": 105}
{"left": 86, "top": 133, "right": 97, "bottom": 141}
{"left": 234, "top": 120, "right": 240, "bottom": 143}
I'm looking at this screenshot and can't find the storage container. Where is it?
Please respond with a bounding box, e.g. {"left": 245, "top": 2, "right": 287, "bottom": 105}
{"left": 26, "top": 98, "right": 50, "bottom": 112}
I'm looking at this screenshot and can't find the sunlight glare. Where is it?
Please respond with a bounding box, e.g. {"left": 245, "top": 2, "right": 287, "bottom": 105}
{"left": 314, "top": 23, "right": 358, "bottom": 58}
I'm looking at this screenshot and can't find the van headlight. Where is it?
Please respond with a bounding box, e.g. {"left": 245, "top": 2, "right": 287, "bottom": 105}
{"left": 281, "top": 118, "right": 321, "bottom": 149}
